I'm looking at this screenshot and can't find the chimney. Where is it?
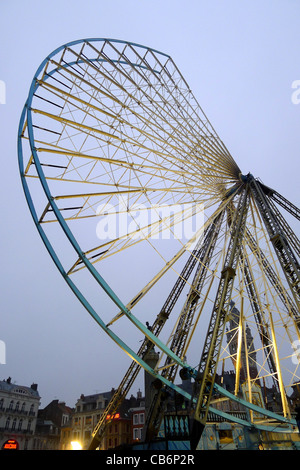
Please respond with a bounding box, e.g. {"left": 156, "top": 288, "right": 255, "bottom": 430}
{"left": 31, "top": 383, "right": 38, "bottom": 391}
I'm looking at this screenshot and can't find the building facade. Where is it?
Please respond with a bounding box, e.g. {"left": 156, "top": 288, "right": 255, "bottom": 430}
{"left": 131, "top": 406, "right": 145, "bottom": 442}
{"left": 60, "top": 389, "right": 145, "bottom": 450}
{"left": 103, "top": 412, "right": 132, "bottom": 449}
{"left": 0, "top": 377, "right": 40, "bottom": 450}
{"left": 34, "top": 399, "right": 73, "bottom": 450}
{"left": 63, "top": 390, "right": 112, "bottom": 449}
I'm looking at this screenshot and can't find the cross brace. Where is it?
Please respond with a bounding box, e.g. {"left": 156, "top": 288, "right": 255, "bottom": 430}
{"left": 143, "top": 210, "right": 225, "bottom": 442}
{"left": 250, "top": 179, "right": 300, "bottom": 310}
{"left": 193, "top": 185, "right": 250, "bottom": 428}
{"left": 87, "top": 233, "right": 207, "bottom": 450}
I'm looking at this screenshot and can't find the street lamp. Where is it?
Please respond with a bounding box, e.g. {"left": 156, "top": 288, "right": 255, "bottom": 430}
{"left": 71, "top": 441, "right": 82, "bottom": 450}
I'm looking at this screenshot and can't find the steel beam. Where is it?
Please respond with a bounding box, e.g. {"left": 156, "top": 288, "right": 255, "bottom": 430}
{"left": 193, "top": 185, "right": 250, "bottom": 429}
{"left": 250, "top": 178, "right": 300, "bottom": 311}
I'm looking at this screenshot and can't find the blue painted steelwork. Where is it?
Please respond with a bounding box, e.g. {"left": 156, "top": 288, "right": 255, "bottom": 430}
{"left": 17, "top": 38, "right": 297, "bottom": 435}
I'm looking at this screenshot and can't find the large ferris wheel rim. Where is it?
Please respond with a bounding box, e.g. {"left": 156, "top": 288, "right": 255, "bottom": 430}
{"left": 18, "top": 39, "right": 298, "bottom": 434}
{"left": 18, "top": 37, "right": 201, "bottom": 388}
{"left": 36, "top": 37, "right": 171, "bottom": 64}
{"left": 26, "top": 37, "right": 172, "bottom": 109}
{"left": 20, "top": 36, "right": 232, "bottom": 373}
{"left": 29, "top": 38, "right": 172, "bottom": 87}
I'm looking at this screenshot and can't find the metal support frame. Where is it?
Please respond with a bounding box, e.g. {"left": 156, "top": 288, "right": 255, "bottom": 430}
{"left": 88, "top": 234, "right": 207, "bottom": 450}
{"left": 259, "top": 182, "right": 300, "bottom": 221}
{"left": 250, "top": 179, "right": 300, "bottom": 310}
{"left": 193, "top": 185, "right": 250, "bottom": 427}
{"left": 144, "top": 210, "right": 225, "bottom": 442}
{"left": 241, "top": 253, "right": 280, "bottom": 392}
{"left": 245, "top": 227, "right": 300, "bottom": 329}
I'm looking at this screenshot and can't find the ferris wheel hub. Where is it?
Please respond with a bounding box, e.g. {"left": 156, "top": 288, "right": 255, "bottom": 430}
{"left": 238, "top": 172, "right": 254, "bottom": 183}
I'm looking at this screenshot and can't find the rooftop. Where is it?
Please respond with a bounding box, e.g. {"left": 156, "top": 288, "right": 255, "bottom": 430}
{"left": 0, "top": 377, "right": 40, "bottom": 398}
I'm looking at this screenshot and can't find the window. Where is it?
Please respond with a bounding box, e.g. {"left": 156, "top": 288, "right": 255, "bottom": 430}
{"left": 62, "top": 414, "right": 68, "bottom": 425}
{"left": 75, "top": 417, "right": 81, "bottom": 425}
{"left": 133, "top": 412, "right": 144, "bottom": 425}
{"left": 86, "top": 416, "right": 92, "bottom": 425}
{"left": 15, "top": 388, "right": 28, "bottom": 395}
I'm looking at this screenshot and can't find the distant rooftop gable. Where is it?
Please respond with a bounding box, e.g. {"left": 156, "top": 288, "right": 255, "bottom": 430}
{"left": 0, "top": 377, "right": 40, "bottom": 398}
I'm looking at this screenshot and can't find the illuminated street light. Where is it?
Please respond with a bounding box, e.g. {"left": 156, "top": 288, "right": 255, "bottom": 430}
{"left": 71, "top": 441, "right": 82, "bottom": 450}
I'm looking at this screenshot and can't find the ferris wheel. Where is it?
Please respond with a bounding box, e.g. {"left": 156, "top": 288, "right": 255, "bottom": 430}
{"left": 18, "top": 38, "right": 300, "bottom": 449}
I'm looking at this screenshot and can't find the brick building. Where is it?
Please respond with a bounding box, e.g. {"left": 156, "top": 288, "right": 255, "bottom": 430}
{"left": 35, "top": 399, "right": 73, "bottom": 450}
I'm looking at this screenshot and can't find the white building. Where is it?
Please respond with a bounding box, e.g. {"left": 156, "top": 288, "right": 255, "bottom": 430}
{"left": 0, "top": 377, "right": 40, "bottom": 450}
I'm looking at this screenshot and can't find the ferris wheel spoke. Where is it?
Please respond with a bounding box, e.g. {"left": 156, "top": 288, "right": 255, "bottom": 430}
{"left": 30, "top": 102, "right": 235, "bottom": 188}
{"left": 64, "top": 190, "right": 234, "bottom": 278}
{"left": 36, "top": 49, "right": 239, "bottom": 184}
{"left": 104, "top": 199, "right": 235, "bottom": 328}
{"left": 33, "top": 147, "right": 199, "bottom": 191}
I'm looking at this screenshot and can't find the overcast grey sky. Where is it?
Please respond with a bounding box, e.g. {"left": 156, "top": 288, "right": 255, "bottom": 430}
{"left": 1, "top": 0, "right": 299, "bottom": 408}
